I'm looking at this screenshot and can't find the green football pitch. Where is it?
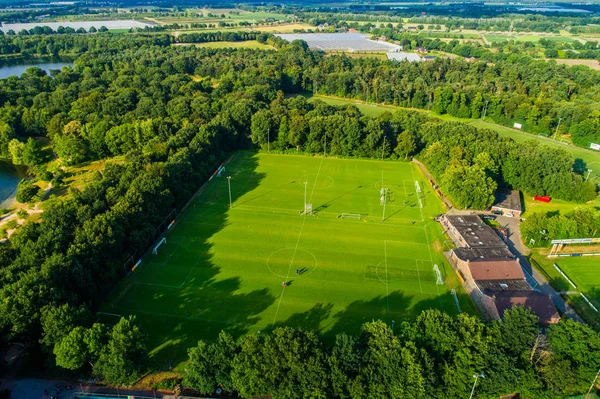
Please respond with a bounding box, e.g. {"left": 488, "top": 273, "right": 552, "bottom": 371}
{"left": 100, "top": 151, "right": 465, "bottom": 368}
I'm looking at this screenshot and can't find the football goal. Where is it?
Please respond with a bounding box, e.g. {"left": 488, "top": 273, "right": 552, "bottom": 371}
{"left": 433, "top": 264, "right": 443, "bottom": 285}
{"left": 152, "top": 237, "right": 167, "bottom": 255}
{"left": 339, "top": 213, "right": 361, "bottom": 219}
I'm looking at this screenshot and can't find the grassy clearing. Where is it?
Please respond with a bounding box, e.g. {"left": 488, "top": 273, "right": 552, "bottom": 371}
{"left": 101, "top": 151, "right": 473, "bottom": 369}
{"left": 531, "top": 254, "right": 600, "bottom": 327}
{"left": 175, "top": 41, "right": 273, "bottom": 50}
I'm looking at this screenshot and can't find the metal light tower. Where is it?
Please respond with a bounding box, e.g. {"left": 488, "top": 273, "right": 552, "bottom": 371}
{"left": 381, "top": 188, "right": 388, "bottom": 222}
{"left": 586, "top": 169, "right": 592, "bottom": 182}
{"left": 554, "top": 117, "right": 562, "bottom": 140}
{"left": 482, "top": 100, "right": 489, "bottom": 120}
{"left": 469, "top": 373, "right": 484, "bottom": 399}
{"left": 227, "top": 176, "right": 232, "bottom": 208}
{"left": 303, "top": 181, "right": 308, "bottom": 215}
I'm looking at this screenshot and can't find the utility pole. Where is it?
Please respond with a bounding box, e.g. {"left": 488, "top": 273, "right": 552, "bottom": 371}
{"left": 554, "top": 117, "right": 562, "bottom": 140}
{"left": 227, "top": 176, "right": 232, "bottom": 208}
{"left": 469, "top": 374, "right": 484, "bottom": 399}
{"left": 381, "top": 188, "right": 388, "bottom": 222}
{"left": 586, "top": 368, "right": 600, "bottom": 399}
{"left": 303, "top": 181, "right": 308, "bottom": 215}
{"left": 482, "top": 100, "right": 489, "bottom": 120}
{"left": 586, "top": 169, "right": 592, "bottom": 182}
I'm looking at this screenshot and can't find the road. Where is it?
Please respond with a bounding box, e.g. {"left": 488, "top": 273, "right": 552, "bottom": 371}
{"left": 496, "top": 215, "right": 585, "bottom": 323}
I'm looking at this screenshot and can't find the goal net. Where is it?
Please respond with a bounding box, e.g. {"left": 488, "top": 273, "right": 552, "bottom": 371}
{"left": 340, "top": 213, "right": 361, "bottom": 219}
{"left": 152, "top": 237, "right": 166, "bottom": 255}
{"left": 433, "top": 264, "right": 443, "bottom": 285}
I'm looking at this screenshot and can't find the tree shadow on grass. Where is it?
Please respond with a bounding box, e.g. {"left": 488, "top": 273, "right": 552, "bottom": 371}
{"left": 269, "top": 289, "right": 471, "bottom": 345}
{"left": 111, "top": 151, "right": 279, "bottom": 370}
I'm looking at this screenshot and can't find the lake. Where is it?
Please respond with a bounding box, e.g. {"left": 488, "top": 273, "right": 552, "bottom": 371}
{"left": 0, "top": 58, "right": 73, "bottom": 79}
{"left": 0, "top": 160, "right": 24, "bottom": 209}
{"left": 1, "top": 20, "right": 151, "bottom": 33}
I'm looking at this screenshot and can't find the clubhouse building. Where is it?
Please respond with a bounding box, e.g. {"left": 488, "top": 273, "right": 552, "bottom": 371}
{"left": 441, "top": 214, "right": 559, "bottom": 326}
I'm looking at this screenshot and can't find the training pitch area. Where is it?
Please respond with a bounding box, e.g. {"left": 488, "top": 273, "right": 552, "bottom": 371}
{"left": 100, "top": 151, "right": 459, "bottom": 366}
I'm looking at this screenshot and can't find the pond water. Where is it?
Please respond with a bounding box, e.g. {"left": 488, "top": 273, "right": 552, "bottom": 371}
{"left": 0, "top": 160, "right": 24, "bottom": 208}
{"left": 0, "top": 58, "right": 73, "bottom": 79}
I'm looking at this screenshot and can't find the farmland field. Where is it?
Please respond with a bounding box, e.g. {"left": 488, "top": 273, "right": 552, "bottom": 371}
{"left": 100, "top": 151, "right": 468, "bottom": 368}
{"left": 483, "top": 33, "right": 576, "bottom": 43}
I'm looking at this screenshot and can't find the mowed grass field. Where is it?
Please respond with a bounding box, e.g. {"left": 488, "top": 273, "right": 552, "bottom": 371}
{"left": 101, "top": 151, "right": 467, "bottom": 368}
{"left": 532, "top": 255, "right": 600, "bottom": 327}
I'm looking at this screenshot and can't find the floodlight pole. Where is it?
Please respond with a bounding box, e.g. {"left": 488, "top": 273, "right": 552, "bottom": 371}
{"left": 303, "top": 181, "right": 308, "bottom": 215}
{"left": 482, "top": 100, "right": 489, "bottom": 120}
{"left": 586, "top": 368, "right": 600, "bottom": 399}
{"left": 586, "top": 169, "right": 592, "bottom": 182}
{"left": 469, "top": 373, "right": 484, "bottom": 399}
{"left": 381, "top": 137, "right": 386, "bottom": 160}
{"left": 227, "top": 176, "right": 232, "bottom": 208}
{"left": 554, "top": 117, "right": 562, "bottom": 140}
{"left": 267, "top": 131, "right": 270, "bottom": 152}
{"left": 391, "top": 319, "right": 395, "bottom": 331}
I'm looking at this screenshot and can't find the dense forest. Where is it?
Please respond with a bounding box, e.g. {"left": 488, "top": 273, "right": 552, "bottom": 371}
{"left": 0, "top": 33, "right": 597, "bottom": 392}
{"left": 183, "top": 309, "right": 600, "bottom": 399}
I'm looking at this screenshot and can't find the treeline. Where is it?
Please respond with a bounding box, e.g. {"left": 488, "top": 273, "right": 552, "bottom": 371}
{"left": 521, "top": 208, "right": 600, "bottom": 246}
{"left": 4, "top": 25, "right": 109, "bottom": 36}
{"left": 0, "top": 32, "right": 173, "bottom": 56}
{"left": 177, "top": 31, "right": 261, "bottom": 43}
{"left": 307, "top": 43, "right": 600, "bottom": 149}
{"left": 248, "top": 103, "right": 594, "bottom": 207}
{"left": 183, "top": 309, "right": 600, "bottom": 398}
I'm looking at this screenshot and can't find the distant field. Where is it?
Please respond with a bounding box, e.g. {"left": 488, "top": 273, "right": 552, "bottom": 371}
{"left": 175, "top": 41, "right": 274, "bottom": 49}
{"left": 483, "top": 34, "right": 575, "bottom": 43}
{"left": 550, "top": 58, "right": 600, "bottom": 70}
{"left": 100, "top": 151, "right": 470, "bottom": 369}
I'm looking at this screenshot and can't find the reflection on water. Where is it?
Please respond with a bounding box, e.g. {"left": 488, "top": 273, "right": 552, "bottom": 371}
{"left": 0, "top": 57, "right": 73, "bottom": 79}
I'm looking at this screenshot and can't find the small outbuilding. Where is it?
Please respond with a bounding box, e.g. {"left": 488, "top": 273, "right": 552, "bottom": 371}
{"left": 491, "top": 190, "right": 522, "bottom": 217}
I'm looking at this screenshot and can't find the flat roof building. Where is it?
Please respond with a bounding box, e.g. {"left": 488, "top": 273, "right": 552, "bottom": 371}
{"left": 491, "top": 190, "right": 522, "bottom": 217}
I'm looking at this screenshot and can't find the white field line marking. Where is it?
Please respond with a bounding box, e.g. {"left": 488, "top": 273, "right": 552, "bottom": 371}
{"left": 384, "top": 240, "right": 390, "bottom": 313}
{"left": 271, "top": 158, "right": 324, "bottom": 325}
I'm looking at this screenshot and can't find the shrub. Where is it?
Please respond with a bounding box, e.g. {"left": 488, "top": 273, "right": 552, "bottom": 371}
{"left": 16, "top": 209, "right": 28, "bottom": 220}
{"left": 15, "top": 183, "right": 40, "bottom": 203}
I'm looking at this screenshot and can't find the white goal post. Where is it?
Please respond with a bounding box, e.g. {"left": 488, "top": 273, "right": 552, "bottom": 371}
{"left": 152, "top": 237, "right": 167, "bottom": 255}
{"left": 340, "top": 213, "right": 361, "bottom": 219}
{"left": 433, "top": 264, "right": 443, "bottom": 285}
